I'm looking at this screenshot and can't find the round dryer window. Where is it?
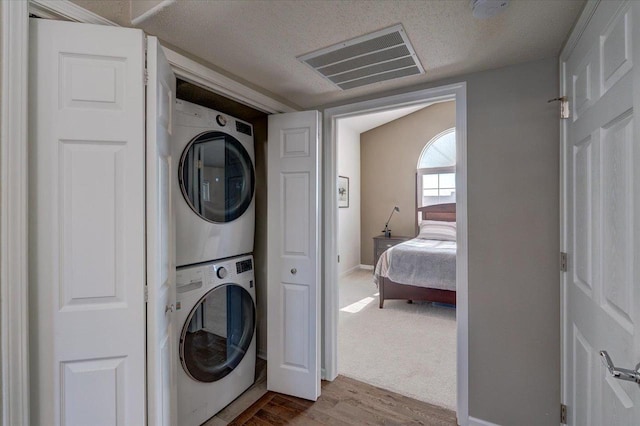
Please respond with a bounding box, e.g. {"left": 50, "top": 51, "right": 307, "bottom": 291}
{"left": 180, "top": 284, "right": 255, "bottom": 383}
{"left": 179, "top": 131, "right": 255, "bottom": 223}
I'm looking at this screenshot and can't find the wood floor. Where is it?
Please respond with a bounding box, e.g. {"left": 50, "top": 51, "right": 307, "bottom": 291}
{"left": 228, "top": 375, "right": 457, "bottom": 425}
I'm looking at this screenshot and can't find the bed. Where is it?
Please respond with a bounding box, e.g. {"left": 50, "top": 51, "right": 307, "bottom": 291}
{"left": 374, "top": 203, "right": 456, "bottom": 308}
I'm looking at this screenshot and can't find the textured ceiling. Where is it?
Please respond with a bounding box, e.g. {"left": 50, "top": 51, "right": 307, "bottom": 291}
{"left": 339, "top": 103, "right": 435, "bottom": 135}
{"left": 71, "top": 0, "right": 585, "bottom": 109}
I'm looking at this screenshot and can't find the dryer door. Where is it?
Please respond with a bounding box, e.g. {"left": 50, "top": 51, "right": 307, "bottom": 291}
{"left": 180, "top": 284, "right": 255, "bottom": 383}
{"left": 179, "top": 131, "right": 255, "bottom": 223}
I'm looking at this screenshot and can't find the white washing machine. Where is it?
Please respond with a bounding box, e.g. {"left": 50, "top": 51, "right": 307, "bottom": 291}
{"left": 174, "top": 99, "right": 255, "bottom": 267}
{"left": 176, "top": 254, "right": 256, "bottom": 426}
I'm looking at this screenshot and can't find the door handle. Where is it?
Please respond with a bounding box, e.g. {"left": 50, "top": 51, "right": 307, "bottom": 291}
{"left": 600, "top": 351, "right": 640, "bottom": 384}
{"left": 291, "top": 268, "right": 297, "bottom": 275}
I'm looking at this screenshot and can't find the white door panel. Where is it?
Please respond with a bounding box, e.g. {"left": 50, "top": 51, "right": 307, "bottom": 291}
{"left": 563, "top": 1, "right": 640, "bottom": 424}
{"left": 267, "top": 111, "right": 321, "bottom": 401}
{"left": 146, "top": 36, "right": 177, "bottom": 426}
{"left": 29, "top": 19, "right": 146, "bottom": 425}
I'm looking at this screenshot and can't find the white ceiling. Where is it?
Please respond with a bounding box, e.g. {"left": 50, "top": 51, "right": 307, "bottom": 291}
{"left": 70, "top": 0, "right": 585, "bottom": 109}
{"left": 338, "top": 102, "right": 435, "bottom": 135}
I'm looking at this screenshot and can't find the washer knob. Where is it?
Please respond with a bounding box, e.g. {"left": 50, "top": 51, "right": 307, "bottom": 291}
{"left": 216, "top": 114, "right": 227, "bottom": 127}
{"left": 216, "top": 267, "right": 227, "bottom": 279}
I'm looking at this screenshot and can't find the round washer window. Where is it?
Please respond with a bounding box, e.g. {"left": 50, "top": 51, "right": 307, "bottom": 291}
{"left": 180, "top": 284, "right": 255, "bottom": 383}
{"left": 179, "top": 131, "right": 254, "bottom": 223}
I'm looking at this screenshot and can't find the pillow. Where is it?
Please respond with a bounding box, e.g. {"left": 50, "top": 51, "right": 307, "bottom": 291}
{"left": 417, "top": 220, "right": 457, "bottom": 241}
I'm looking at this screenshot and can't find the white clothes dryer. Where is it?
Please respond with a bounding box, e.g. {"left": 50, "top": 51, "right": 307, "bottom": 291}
{"left": 173, "top": 99, "right": 255, "bottom": 267}
{"left": 176, "top": 254, "right": 256, "bottom": 426}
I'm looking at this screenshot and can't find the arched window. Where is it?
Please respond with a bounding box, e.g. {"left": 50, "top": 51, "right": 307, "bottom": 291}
{"left": 417, "top": 128, "right": 456, "bottom": 209}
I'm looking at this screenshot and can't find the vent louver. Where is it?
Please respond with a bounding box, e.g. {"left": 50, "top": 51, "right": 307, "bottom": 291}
{"left": 298, "top": 25, "right": 424, "bottom": 91}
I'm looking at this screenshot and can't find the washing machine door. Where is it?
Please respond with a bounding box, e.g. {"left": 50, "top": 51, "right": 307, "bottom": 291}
{"left": 179, "top": 131, "right": 255, "bottom": 223}
{"left": 180, "top": 284, "right": 255, "bottom": 383}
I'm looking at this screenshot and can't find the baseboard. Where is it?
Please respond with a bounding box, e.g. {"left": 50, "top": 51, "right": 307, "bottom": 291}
{"left": 339, "top": 264, "right": 361, "bottom": 277}
{"left": 468, "top": 416, "right": 501, "bottom": 426}
{"left": 360, "top": 264, "right": 374, "bottom": 270}
{"left": 257, "top": 350, "right": 267, "bottom": 361}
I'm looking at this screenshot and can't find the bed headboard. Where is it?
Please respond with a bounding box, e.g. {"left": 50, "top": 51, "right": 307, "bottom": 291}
{"left": 417, "top": 203, "right": 456, "bottom": 222}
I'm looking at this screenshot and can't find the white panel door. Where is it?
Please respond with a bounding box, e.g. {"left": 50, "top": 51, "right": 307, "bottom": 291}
{"left": 267, "top": 111, "right": 321, "bottom": 401}
{"left": 563, "top": 1, "right": 640, "bottom": 424}
{"left": 146, "top": 36, "right": 177, "bottom": 426}
{"left": 29, "top": 19, "right": 146, "bottom": 425}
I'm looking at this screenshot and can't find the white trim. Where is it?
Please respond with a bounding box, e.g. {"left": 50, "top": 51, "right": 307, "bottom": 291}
{"left": 29, "top": 0, "right": 117, "bottom": 25}
{"left": 359, "top": 264, "right": 374, "bottom": 271}
{"left": 1, "top": 2, "right": 30, "bottom": 426}
{"left": 131, "top": 0, "right": 176, "bottom": 26}
{"left": 468, "top": 416, "right": 502, "bottom": 426}
{"left": 161, "top": 48, "right": 296, "bottom": 114}
{"left": 559, "top": 55, "right": 570, "bottom": 423}
{"left": 322, "top": 82, "right": 469, "bottom": 423}
{"left": 558, "top": 0, "right": 600, "bottom": 414}
{"left": 27, "top": 0, "right": 296, "bottom": 115}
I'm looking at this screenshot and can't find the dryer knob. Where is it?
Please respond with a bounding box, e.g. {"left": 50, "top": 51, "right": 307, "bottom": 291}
{"left": 216, "top": 114, "right": 227, "bottom": 127}
{"left": 216, "top": 267, "right": 227, "bottom": 279}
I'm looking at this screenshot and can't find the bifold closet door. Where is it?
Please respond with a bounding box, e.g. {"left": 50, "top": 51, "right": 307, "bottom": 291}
{"left": 30, "top": 19, "right": 146, "bottom": 425}
{"left": 146, "top": 35, "right": 178, "bottom": 426}
{"left": 267, "top": 111, "right": 321, "bottom": 401}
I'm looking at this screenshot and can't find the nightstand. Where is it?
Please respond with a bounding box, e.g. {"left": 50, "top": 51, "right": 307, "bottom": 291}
{"left": 373, "top": 235, "right": 411, "bottom": 267}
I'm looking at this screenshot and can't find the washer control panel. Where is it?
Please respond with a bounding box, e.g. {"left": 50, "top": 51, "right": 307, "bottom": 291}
{"left": 216, "top": 266, "right": 227, "bottom": 279}
{"left": 236, "top": 258, "right": 253, "bottom": 274}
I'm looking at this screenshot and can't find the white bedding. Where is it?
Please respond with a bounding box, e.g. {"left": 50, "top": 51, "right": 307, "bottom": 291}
{"left": 373, "top": 238, "right": 457, "bottom": 291}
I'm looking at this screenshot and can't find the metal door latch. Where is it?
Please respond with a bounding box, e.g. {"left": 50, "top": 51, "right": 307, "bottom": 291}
{"left": 548, "top": 96, "right": 570, "bottom": 119}
{"left": 600, "top": 351, "right": 640, "bottom": 384}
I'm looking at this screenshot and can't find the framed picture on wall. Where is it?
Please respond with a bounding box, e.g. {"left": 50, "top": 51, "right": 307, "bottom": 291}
{"left": 338, "top": 176, "right": 349, "bottom": 208}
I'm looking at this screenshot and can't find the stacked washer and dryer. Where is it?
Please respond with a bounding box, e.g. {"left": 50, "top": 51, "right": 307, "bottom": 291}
{"left": 173, "top": 99, "right": 257, "bottom": 426}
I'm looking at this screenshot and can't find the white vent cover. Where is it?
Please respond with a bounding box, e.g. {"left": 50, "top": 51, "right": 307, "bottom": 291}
{"left": 297, "top": 25, "right": 424, "bottom": 91}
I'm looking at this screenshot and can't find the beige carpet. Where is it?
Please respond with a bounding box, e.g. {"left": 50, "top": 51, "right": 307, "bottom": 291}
{"left": 338, "top": 268, "right": 457, "bottom": 410}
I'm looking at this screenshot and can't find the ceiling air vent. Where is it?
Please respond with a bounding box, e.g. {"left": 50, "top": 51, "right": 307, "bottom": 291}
{"left": 297, "top": 25, "right": 424, "bottom": 91}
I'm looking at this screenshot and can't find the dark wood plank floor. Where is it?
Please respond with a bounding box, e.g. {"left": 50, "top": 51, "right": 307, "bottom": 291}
{"left": 228, "top": 375, "right": 457, "bottom": 425}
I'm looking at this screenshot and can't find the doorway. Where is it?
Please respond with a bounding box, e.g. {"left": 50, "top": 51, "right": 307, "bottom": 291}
{"left": 322, "top": 83, "right": 468, "bottom": 420}
{"left": 336, "top": 100, "right": 457, "bottom": 409}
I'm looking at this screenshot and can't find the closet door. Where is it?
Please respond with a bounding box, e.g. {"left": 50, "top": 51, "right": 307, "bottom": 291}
{"left": 146, "top": 35, "right": 177, "bottom": 426}
{"left": 267, "top": 111, "right": 321, "bottom": 401}
{"left": 29, "top": 19, "right": 146, "bottom": 425}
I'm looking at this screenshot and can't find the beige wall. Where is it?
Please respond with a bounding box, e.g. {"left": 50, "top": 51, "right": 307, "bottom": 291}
{"left": 321, "top": 57, "right": 560, "bottom": 425}
{"left": 360, "top": 102, "right": 455, "bottom": 265}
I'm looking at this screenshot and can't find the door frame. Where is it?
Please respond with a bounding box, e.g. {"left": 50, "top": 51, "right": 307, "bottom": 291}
{"left": 558, "top": 0, "right": 601, "bottom": 412}
{"left": 1, "top": 2, "right": 30, "bottom": 425}
{"left": 322, "top": 82, "right": 469, "bottom": 422}
{"left": 1, "top": 1, "right": 295, "bottom": 424}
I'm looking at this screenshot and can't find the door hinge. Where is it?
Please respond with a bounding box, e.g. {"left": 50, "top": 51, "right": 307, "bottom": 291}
{"left": 548, "top": 96, "right": 570, "bottom": 119}
{"left": 144, "top": 69, "right": 149, "bottom": 86}
{"left": 144, "top": 285, "right": 148, "bottom": 303}
{"left": 338, "top": 255, "right": 340, "bottom": 263}
{"left": 561, "top": 403, "right": 567, "bottom": 424}
{"left": 560, "top": 252, "right": 568, "bottom": 272}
